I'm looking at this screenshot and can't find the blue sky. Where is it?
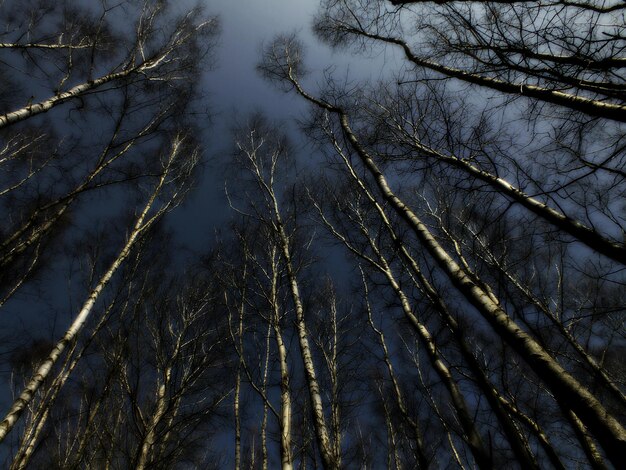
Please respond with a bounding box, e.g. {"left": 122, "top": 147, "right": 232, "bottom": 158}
{"left": 169, "top": 0, "right": 402, "bottom": 248}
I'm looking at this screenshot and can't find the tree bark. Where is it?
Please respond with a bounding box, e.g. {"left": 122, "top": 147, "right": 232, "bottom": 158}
{"left": 286, "top": 78, "right": 625, "bottom": 465}
{"left": 0, "top": 140, "right": 181, "bottom": 444}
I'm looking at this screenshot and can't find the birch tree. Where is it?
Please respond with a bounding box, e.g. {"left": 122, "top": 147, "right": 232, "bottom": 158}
{"left": 8, "top": 241, "right": 232, "bottom": 469}
{"left": 227, "top": 115, "right": 342, "bottom": 469}
{"left": 0, "top": 132, "right": 200, "bottom": 445}
{"left": 312, "top": 0, "right": 626, "bottom": 262}
{"left": 258, "top": 27, "right": 625, "bottom": 467}
{"left": 0, "top": 2, "right": 217, "bottom": 457}
{"left": 0, "top": 0, "right": 217, "bottom": 129}
{"left": 0, "top": 0, "right": 218, "bottom": 307}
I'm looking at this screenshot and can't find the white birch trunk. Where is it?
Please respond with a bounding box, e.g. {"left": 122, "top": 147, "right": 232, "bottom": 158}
{"left": 270, "top": 249, "right": 294, "bottom": 470}
{"left": 240, "top": 131, "right": 338, "bottom": 469}
{"left": 0, "top": 27, "right": 185, "bottom": 130}
{"left": 0, "top": 151, "right": 174, "bottom": 443}
{"left": 272, "top": 202, "right": 337, "bottom": 470}
{"left": 406, "top": 140, "right": 626, "bottom": 263}
{"left": 135, "top": 374, "right": 170, "bottom": 470}
{"left": 334, "top": 110, "right": 626, "bottom": 464}
{"left": 340, "top": 28, "right": 626, "bottom": 123}
{"left": 288, "top": 75, "right": 625, "bottom": 465}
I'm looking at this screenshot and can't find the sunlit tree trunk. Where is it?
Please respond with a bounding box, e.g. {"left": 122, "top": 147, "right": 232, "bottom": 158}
{"left": 317, "top": 127, "right": 536, "bottom": 467}
{"left": 234, "top": 123, "right": 340, "bottom": 469}
{"left": 322, "top": 203, "right": 492, "bottom": 468}
{"left": 269, "top": 247, "right": 294, "bottom": 470}
{"left": 285, "top": 74, "right": 626, "bottom": 463}
{"left": 0, "top": 3, "right": 215, "bottom": 131}
{"left": 0, "top": 137, "right": 192, "bottom": 444}
{"left": 135, "top": 368, "right": 171, "bottom": 470}
{"left": 363, "top": 275, "right": 430, "bottom": 469}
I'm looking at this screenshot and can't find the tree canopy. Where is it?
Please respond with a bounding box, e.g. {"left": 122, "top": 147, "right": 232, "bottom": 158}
{"left": 0, "top": 1, "right": 623, "bottom": 468}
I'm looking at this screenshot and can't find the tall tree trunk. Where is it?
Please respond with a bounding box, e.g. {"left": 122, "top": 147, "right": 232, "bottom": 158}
{"left": 286, "top": 78, "right": 625, "bottom": 464}
{"left": 328, "top": 97, "right": 625, "bottom": 465}
{"left": 270, "top": 249, "right": 294, "bottom": 470}
{"left": 0, "top": 141, "right": 180, "bottom": 443}
{"left": 277, "top": 221, "right": 337, "bottom": 469}
{"left": 364, "top": 277, "right": 430, "bottom": 469}
{"left": 331, "top": 28, "right": 626, "bottom": 123}
{"left": 401, "top": 137, "right": 626, "bottom": 263}
{"left": 135, "top": 371, "right": 170, "bottom": 470}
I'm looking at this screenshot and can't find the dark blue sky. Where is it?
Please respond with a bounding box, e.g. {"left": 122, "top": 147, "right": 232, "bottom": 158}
{"left": 168, "top": 0, "right": 403, "bottom": 249}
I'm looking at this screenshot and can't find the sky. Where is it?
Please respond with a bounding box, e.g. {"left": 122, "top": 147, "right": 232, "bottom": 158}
{"left": 169, "top": 0, "right": 402, "bottom": 249}
{"left": 0, "top": 0, "right": 381, "bottom": 369}
{"left": 0, "top": 0, "right": 403, "bottom": 431}
{"left": 1, "top": 2, "right": 623, "bottom": 466}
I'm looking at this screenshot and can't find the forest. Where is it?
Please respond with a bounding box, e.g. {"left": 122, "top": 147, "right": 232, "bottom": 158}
{"left": 0, "top": 0, "right": 624, "bottom": 468}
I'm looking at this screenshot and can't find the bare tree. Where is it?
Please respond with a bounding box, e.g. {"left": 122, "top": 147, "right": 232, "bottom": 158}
{"left": 0, "top": 0, "right": 217, "bottom": 129}
{"left": 0, "top": 0, "right": 217, "bottom": 457}
{"left": 223, "top": 225, "right": 295, "bottom": 470}
{"left": 258, "top": 24, "right": 625, "bottom": 467}
{"left": 0, "top": 0, "right": 218, "bottom": 307}
{"left": 226, "top": 115, "right": 343, "bottom": 469}
{"left": 0, "top": 132, "right": 200, "bottom": 444}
